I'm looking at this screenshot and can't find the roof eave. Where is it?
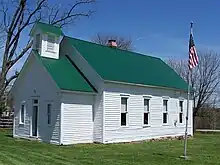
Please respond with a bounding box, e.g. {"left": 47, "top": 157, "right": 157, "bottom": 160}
{"left": 104, "top": 80, "right": 188, "bottom": 92}
{"left": 61, "top": 89, "right": 97, "bottom": 95}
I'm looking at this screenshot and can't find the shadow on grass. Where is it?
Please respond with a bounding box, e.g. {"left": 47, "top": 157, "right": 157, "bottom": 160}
{"left": 5, "top": 134, "right": 13, "bottom": 138}
{"left": 152, "top": 152, "right": 189, "bottom": 160}
{"left": 0, "top": 128, "right": 13, "bottom": 138}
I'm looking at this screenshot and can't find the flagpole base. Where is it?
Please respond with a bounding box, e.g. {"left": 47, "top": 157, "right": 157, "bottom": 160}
{"left": 180, "top": 155, "right": 190, "bottom": 160}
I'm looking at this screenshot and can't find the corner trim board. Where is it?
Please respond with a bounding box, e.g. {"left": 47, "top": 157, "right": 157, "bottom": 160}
{"left": 60, "top": 102, "right": 64, "bottom": 145}
{"left": 103, "top": 91, "right": 105, "bottom": 143}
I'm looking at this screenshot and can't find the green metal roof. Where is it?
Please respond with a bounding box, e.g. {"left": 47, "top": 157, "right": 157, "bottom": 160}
{"left": 67, "top": 37, "right": 188, "bottom": 91}
{"left": 33, "top": 50, "right": 95, "bottom": 92}
{"left": 30, "top": 22, "right": 64, "bottom": 36}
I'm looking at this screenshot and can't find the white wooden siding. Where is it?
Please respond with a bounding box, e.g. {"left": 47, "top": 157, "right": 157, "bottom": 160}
{"left": 61, "top": 92, "right": 93, "bottom": 145}
{"left": 103, "top": 82, "right": 193, "bottom": 143}
{"left": 93, "top": 92, "right": 104, "bottom": 143}
{"left": 12, "top": 53, "right": 61, "bottom": 144}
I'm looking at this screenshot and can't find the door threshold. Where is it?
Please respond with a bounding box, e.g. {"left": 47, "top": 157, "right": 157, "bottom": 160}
{"left": 29, "top": 136, "right": 39, "bottom": 139}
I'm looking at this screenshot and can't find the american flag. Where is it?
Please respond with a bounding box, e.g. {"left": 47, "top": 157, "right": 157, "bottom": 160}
{"left": 188, "top": 33, "right": 198, "bottom": 69}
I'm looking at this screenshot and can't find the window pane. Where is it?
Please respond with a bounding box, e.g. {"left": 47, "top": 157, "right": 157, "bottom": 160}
{"left": 121, "top": 97, "right": 127, "bottom": 105}
{"left": 121, "top": 98, "right": 127, "bottom": 113}
{"left": 163, "top": 113, "right": 167, "bottom": 124}
{"left": 21, "top": 105, "right": 24, "bottom": 123}
{"left": 179, "top": 101, "right": 183, "bottom": 112}
{"left": 179, "top": 113, "right": 183, "bottom": 123}
{"left": 121, "top": 113, "right": 126, "bottom": 126}
{"left": 144, "top": 113, "right": 149, "bottom": 125}
{"left": 144, "top": 99, "right": 149, "bottom": 112}
{"left": 163, "top": 100, "right": 167, "bottom": 111}
{"left": 47, "top": 104, "right": 51, "bottom": 125}
{"left": 121, "top": 104, "right": 126, "bottom": 113}
{"left": 33, "top": 99, "right": 38, "bottom": 104}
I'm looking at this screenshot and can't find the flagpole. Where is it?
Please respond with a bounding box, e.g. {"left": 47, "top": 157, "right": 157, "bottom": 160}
{"left": 183, "top": 22, "right": 193, "bottom": 160}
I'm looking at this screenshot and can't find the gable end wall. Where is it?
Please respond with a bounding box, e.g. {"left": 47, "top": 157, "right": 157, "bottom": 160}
{"left": 12, "top": 53, "right": 62, "bottom": 145}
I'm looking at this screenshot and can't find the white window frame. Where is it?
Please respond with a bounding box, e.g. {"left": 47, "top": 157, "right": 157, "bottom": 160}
{"left": 162, "top": 99, "right": 169, "bottom": 125}
{"left": 47, "top": 103, "right": 52, "bottom": 126}
{"left": 46, "top": 34, "right": 56, "bottom": 52}
{"left": 19, "top": 101, "right": 26, "bottom": 125}
{"left": 120, "top": 96, "right": 129, "bottom": 127}
{"left": 179, "top": 100, "right": 184, "bottom": 124}
{"left": 143, "top": 97, "right": 151, "bottom": 127}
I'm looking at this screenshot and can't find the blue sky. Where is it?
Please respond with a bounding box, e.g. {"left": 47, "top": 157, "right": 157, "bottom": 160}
{"left": 8, "top": 0, "right": 220, "bottom": 74}
{"left": 61, "top": 0, "right": 220, "bottom": 60}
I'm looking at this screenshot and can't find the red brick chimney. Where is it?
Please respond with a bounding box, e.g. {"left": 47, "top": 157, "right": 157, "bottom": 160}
{"left": 108, "top": 39, "right": 117, "bottom": 47}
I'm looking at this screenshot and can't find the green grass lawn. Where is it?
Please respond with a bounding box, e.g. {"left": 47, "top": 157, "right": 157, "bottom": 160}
{"left": 0, "top": 130, "right": 220, "bottom": 165}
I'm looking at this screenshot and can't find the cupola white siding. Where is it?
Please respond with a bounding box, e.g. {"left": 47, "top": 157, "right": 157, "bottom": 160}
{"left": 40, "top": 33, "right": 62, "bottom": 59}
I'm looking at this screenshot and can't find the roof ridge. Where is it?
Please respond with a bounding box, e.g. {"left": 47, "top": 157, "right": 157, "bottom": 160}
{"left": 65, "top": 36, "right": 161, "bottom": 60}
{"left": 36, "top": 21, "right": 61, "bottom": 28}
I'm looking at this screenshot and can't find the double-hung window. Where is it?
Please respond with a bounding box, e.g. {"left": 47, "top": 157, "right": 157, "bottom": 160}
{"left": 163, "top": 100, "right": 168, "bottom": 124}
{"left": 179, "top": 101, "right": 183, "bottom": 123}
{"left": 20, "top": 103, "right": 25, "bottom": 124}
{"left": 144, "top": 99, "right": 150, "bottom": 125}
{"left": 47, "top": 103, "right": 52, "bottom": 125}
{"left": 121, "top": 97, "right": 128, "bottom": 126}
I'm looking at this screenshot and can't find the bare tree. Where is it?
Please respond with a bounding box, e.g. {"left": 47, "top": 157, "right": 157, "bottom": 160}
{"left": 0, "top": 0, "right": 96, "bottom": 113}
{"left": 167, "top": 51, "right": 220, "bottom": 131}
{"left": 92, "top": 33, "right": 133, "bottom": 51}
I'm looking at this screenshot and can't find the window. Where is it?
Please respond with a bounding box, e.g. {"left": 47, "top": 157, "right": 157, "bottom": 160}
{"left": 47, "top": 35, "right": 55, "bottom": 52}
{"left": 47, "top": 104, "right": 52, "bottom": 125}
{"left": 121, "top": 97, "right": 128, "bottom": 126}
{"left": 144, "top": 99, "right": 150, "bottom": 125}
{"left": 163, "top": 100, "right": 168, "bottom": 124}
{"left": 179, "top": 101, "right": 183, "bottom": 123}
{"left": 20, "top": 103, "right": 25, "bottom": 124}
{"left": 35, "top": 34, "right": 40, "bottom": 51}
{"left": 33, "top": 99, "right": 38, "bottom": 104}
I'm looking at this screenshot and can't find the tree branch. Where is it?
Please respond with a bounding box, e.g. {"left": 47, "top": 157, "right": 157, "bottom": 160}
{"left": 8, "top": 0, "right": 25, "bottom": 38}
{"left": 8, "top": 6, "right": 25, "bottom": 61}
{"left": 167, "top": 51, "right": 220, "bottom": 113}
{"left": 51, "top": 0, "right": 95, "bottom": 26}
{"left": 8, "top": 0, "right": 46, "bottom": 49}
{"left": 7, "top": 40, "right": 32, "bottom": 72}
{"left": 0, "top": 0, "right": 96, "bottom": 104}
{"left": 0, "top": 1, "right": 8, "bottom": 31}
{"left": 5, "top": 72, "right": 19, "bottom": 87}
{"left": 92, "top": 33, "right": 133, "bottom": 50}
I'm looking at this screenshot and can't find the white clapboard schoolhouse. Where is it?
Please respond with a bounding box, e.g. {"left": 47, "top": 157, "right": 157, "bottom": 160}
{"left": 11, "top": 22, "right": 193, "bottom": 145}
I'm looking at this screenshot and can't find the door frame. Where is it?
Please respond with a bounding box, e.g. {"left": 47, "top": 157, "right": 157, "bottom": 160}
{"left": 30, "top": 97, "right": 39, "bottom": 138}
